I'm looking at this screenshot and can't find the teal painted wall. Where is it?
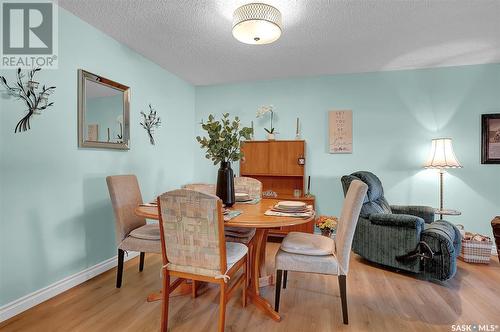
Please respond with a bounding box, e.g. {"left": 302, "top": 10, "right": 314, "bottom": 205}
{"left": 0, "top": 7, "right": 195, "bottom": 305}
{"left": 194, "top": 64, "right": 500, "bottom": 239}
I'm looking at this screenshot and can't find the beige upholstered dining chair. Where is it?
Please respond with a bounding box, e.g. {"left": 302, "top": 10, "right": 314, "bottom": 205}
{"left": 106, "top": 175, "right": 161, "bottom": 288}
{"left": 158, "top": 189, "right": 247, "bottom": 332}
{"left": 274, "top": 180, "right": 368, "bottom": 324}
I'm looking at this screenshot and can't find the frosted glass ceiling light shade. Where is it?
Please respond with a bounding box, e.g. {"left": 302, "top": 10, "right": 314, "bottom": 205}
{"left": 424, "top": 138, "right": 462, "bottom": 169}
{"left": 232, "top": 3, "right": 282, "bottom": 45}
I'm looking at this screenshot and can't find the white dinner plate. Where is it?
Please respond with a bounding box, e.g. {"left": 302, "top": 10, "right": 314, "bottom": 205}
{"left": 235, "top": 192, "right": 251, "bottom": 202}
{"left": 276, "top": 201, "right": 306, "bottom": 209}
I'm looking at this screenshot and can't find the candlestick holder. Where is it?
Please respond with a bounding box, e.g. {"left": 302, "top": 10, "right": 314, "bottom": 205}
{"left": 295, "top": 117, "right": 301, "bottom": 139}
{"left": 305, "top": 175, "right": 312, "bottom": 197}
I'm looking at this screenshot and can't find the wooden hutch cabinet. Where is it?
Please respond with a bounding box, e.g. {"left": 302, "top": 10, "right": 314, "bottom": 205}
{"left": 240, "top": 140, "right": 315, "bottom": 235}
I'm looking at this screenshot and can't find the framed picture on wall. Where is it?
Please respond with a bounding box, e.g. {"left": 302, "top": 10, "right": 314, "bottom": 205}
{"left": 329, "top": 110, "right": 353, "bottom": 153}
{"left": 481, "top": 113, "right": 500, "bottom": 164}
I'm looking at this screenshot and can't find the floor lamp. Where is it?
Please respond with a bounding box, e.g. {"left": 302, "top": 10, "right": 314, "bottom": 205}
{"left": 424, "top": 138, "right": 462, "bottom": 219}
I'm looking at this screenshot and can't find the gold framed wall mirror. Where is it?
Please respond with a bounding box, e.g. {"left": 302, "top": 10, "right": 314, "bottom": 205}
{"left": 78, "top": 69, "right": 130, "bottom": 150}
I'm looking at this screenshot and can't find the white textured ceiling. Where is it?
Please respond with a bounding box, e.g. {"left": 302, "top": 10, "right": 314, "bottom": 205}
{"left": 57, "top": 0, "right": 500, "bottom": 86}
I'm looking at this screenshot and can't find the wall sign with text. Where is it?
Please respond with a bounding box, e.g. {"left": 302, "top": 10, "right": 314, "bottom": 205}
{"left": 329, "top": 110, "right": 353, "bottom": 154}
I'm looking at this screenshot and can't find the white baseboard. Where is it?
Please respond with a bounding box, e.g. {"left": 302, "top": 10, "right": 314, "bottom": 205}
{"left": 0, "top": 252, "right": 139, "bottom": 323}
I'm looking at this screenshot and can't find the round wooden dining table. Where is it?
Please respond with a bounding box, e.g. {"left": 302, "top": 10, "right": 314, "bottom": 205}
{"left": 135, "top": 198, "right": 314, "bottom": 322}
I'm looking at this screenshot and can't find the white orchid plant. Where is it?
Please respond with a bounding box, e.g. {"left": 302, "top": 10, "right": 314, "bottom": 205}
{"left": 256, "top": 105, "right": 275, "bottom": 134}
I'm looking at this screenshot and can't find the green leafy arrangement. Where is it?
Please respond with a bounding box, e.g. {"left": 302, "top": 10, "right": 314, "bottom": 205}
{"left": 196, "top": 113, "right": 252, "bottom": 165}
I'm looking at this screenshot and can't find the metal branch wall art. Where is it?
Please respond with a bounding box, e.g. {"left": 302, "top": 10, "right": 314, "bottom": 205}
{"left": 140, "top": 104, "right": 161, "bottom": 145}
{"left": 0, "top": 67, "right": 56, "bottom": 133}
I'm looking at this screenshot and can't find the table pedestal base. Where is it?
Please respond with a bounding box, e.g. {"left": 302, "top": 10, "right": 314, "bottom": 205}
{"left": 246, "top": 229, "right": 281, "bottom": 322}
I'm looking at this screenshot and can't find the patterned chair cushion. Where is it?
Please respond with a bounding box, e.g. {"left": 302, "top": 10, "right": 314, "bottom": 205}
{"left": 167, "top": 242, "right": 247, "bottom": 277}
{"left": 129, "top": 223, "right": 160, "bottom": 240}
{"left": 280, "top": 232, "right": 335, "bottom": 256}
{"left": 234, "top": 177, "right": 262, "bottom": 199}
{"left": 225, "top": 226, "right": 255, "bottom": 236}
{"left": 160, "top": 190, "right": 223, "bottom": 273}
{"left": 226, "top": 242, "right": 248, "bottom": 266}
{"left": 225, "top": 228, "right": 256, "bottom": 244}
{"left": 225, "top": 235, "right": 254, "bottom": 244}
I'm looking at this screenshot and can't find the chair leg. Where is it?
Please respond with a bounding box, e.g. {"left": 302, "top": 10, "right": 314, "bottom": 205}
{"left": 339, "top": 275, "right": 348, "bottom": 324}
{"left": 283, "top": 270, "right": 288, "bottom": 289}
{"left": 247, "top": 242, "right": 253, "bottom": 288}
{"left": 242, "top": 257, "right": 247, "bottom": 308}
{"left": 160, "top": 270, "right": 170, "bottom": 332}
{"left": 218, "top": 283, "right": 227, "bottom": 332}
{"left": 191, "top": 280, "right": 197, "bottom": 299}
{"left": 275, "top": 269, "right": 283, "bottom": 312}
{"left": 139, "top": 252, "right": 145, "bottom": 272}
{"left": 116, "top": 249, "right": 124, "bottom": 288}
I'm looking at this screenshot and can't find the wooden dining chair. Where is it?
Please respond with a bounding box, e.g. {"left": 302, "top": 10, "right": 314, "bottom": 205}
{"left": 183, "top": 180, "right": 258, "bottom": 246}
{"left": 157, "top": 189, "right": 248, "bottom": 332}
{"left": 183, "top": 180, "right": 258, "bottom": 289}
{"left": 106, "top": 175, "right": 161, "bottom": 288}
{"left": 274, "top": 180, "right": 368, "bottom": 324}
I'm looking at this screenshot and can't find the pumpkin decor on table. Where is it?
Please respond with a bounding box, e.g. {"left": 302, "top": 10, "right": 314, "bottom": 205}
{"left": 196, "top": 113, "right": 252, "bottom": 207}
{"left": 316, "top": 215, "right": 338, "bottom": 237}
{"left": 0, "top": 67, "right": 56, "bottom": 133}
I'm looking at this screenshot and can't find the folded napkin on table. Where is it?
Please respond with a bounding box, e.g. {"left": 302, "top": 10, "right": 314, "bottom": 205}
{"left": 264, "top": 210, "right": 314, "bottom": 218}
{"left": 224, "top": 210, "right": 242, "bottom": 222}
{"left": 237, "top": 197, "right": 261, "bottom": 205}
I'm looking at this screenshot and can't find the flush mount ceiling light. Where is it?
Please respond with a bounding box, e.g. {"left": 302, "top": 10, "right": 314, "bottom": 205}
{"left": 232, "top": 3, "right": 282, "bottom": 45}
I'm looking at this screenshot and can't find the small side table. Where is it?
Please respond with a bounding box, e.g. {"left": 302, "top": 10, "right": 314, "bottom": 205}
{"left": 435, "top": 209, "right": 461, "bottom": 220}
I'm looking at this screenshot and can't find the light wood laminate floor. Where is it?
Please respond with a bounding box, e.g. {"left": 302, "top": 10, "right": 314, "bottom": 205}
{"left": 1, "top": 243, "right": 499, "bottom": 332}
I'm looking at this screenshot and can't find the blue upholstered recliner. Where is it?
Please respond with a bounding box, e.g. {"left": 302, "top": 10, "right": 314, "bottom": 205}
{"left": 341, "top": 171, "right": 461, "bottom": 281}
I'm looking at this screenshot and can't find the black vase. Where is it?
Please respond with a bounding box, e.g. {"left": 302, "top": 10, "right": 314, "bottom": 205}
{"left": 216, "top": 161, "right": 235, "bottom": 207}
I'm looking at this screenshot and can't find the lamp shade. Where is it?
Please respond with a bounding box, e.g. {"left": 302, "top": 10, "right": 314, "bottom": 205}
{"left": 424, "top": 138, "right": 462, "bottom": 169}
{"left": 232, "top": 3, "right": 282, "bottom": 45}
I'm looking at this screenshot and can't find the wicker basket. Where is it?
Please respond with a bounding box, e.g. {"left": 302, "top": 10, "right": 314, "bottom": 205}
{"left": 459, "top": 232, "right": 493, "bottom": 264}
